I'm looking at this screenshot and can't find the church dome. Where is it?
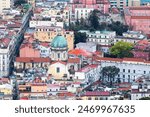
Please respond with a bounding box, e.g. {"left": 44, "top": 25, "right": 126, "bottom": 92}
{"left": 51, "top": 35, "right": 67, "bottom": 48}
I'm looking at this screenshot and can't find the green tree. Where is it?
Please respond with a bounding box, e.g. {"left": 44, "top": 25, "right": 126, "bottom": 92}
{"left": 108, "top": 21, "right": 129, "bottom": 36}
{"left": 101, "top": 66, "right": 120, "bottom": 86}
{"left": 15, "top": 0, "right": 27, "bottom": 5}
{"left": 139, "top": 97, "right": 150, "bottom": 100}
{"left": 88, "top": 10, "right": 100, "bottom": 30}
{"left": 110, "top": 41, "right": 133, "bottom": 58}
{"left": 74, "top": 32, "right": 87, "bottom": 44}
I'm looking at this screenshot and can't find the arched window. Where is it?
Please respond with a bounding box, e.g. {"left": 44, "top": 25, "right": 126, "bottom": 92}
{"left": 58, "top": 53, "right": 60, "bottom": 58}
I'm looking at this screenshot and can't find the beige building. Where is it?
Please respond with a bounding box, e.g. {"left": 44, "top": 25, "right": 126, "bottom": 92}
{"left": 34, "top": 27, "right": 74, "bottom": 50}
{"left": 128, "top": 0, "right": 140, "bottom": 7}
{"left": 0, "top": 0, "right": 11, "bottom": 14}
{"left": 48, "top": 61, "right": 69, "bottom": 80}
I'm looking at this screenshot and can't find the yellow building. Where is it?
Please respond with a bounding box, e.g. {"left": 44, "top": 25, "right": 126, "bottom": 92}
{"left": 31, "top": 84, "right": 47, "bottom": 93}
{"left": 48, "top": 61, "right": 69, "bottom": 80}
{"left": 0, "top": 84, "right": 13, "bottom": 95}
{"left": 34, "top": 27, "right": 74, "bottom": 50}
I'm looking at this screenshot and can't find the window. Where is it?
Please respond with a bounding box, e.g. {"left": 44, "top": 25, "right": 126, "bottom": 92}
{"left": 144, "top": 71, "right": 146, "bottom": 74}
{"left": 58, "top": 53, "right": 60, "bottom": 58}
{"left": 123, "top": 75, "right": 125, "bottom": 78}
{"left": 123, "top": 69, "right": 125, "bottom": 72}
{"left": 133, "top": 70, "right": 135, "bottom": 73}
{"left": 56, "top": 67, "right": 60, "bottom": 73}
{"left": 63, "top": 53, "right": 66, "bottom": 58}
{"left": 128, "top": 69, "right": 130, "bottom": 73}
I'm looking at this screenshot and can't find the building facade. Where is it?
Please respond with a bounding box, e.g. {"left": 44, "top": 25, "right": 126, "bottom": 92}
{"left": 124, "top": 6, "right": 150, "bottom": 38}
{"left": 0, "top": 0, "right": 11, "bottom": 14}
{"left": 109, "top": 0, "right": 140, "bottom": 10}
{"left": 34, "top": 27, "right": 74, "bottom": 50}
{"left": 131, "top": 75, "right": 150, "bottom": 100}
{"left": 94, "top": 57, "right": 150, "bottom": 82}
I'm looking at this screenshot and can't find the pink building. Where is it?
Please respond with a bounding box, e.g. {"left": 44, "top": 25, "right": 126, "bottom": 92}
{"left": 124, "top": 6, "right": 150, "bottom": 38}
{"left": 72, "top": 0, "right": 110, "bottom": 14}
{"left": 20, "top": 43, "right": 40, "bottom": 58}
{"left": 132, "top": 40, "right": 150, "bottom": 61}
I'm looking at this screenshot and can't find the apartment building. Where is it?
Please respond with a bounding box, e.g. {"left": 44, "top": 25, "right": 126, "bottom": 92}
{"left": 0, "top": 6, "right": 32, "bottom": 77}
{"left": 109, "top": 0, "right": 140, "bottom": 10}
{"left": 94, "top": 57, "right": 150, "bottom": 83}
{"left": 131, "top": 75, "right": 150, "bottom": 100}
{"left": 124, "top": 6, "right": 150, "bottom": 38}
{"left": 34, "top": 27, "right": 74, "bottom": 50}
{"left": 0, "top": 0, "right": 12, "bottom": 14}
{"left": 75, "top": 8, "right": 94, "bottom": 20}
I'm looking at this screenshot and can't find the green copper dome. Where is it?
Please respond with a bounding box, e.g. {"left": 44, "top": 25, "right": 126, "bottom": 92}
{"left": 51, "top": 35, "right": 67, "bottom": 48}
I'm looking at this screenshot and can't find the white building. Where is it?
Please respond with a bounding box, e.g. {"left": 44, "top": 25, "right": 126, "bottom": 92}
{"left": 114, "top": 31, "right": 147, "bottom": 44}
{"left": 94, "top": 57, "right": 150, "bottom": 82}
{"left": 47, "top": 84, "right": 61, "bottom": 96}
{"left": 75, "top": 8, "right": 94, "bottom": 20}
{"left": 75, "top": 64, "right": 101, "bottom": 84}
{"left": 131, "top": 75, "right": 150, "bottom": 100}
{"left": 79, "top": 30, "right": 116, "bottom": 46}
{"left": 109, "top": 0, "right": 140, "bottom": 10}
{"left": 0, "top": 0, "right": 11, "bottom": 14}
{"left": 29, "top": 21, "right": 64, "bottom": 28}
{"left": 37, "top": 44, "right": 51, "bottom": 58}
{"left": 76, "top": 42, "right": 97, "bottom": 53}
{"left": 0, "top": 7, "right": 32, "bottom": 77}
{"left": 79, "top": 30, "right": 116, "bottom": 53}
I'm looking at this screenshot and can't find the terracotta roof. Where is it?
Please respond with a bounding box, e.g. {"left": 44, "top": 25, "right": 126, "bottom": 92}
{"left": 68, "top": 58, "right": 80, "bottom": 63}
{"left": 68, "top": 49, "right": 92, "bottom": 57}
{"left": 123, "top": 58, "right": 144, "bottom": 62}
{"left": 1, "top": 38, "right": 11, "bottom": 47}
{"left": 40, "top": 42, "right": 50, "bottom": 47}
{"left": 57, "top": 92, "right": 75, "bottom": 97}
{"left": 131, "top": 16, "right": 150, "bottom": 19}
{"left": 51, "top": 61, "right": 67, "bottom": 65}
{"left": 20, "top": 96, "right": 28, "bottom": 100}
{"left": 31, "top": 83, "right": 47, "bottom": 86}
{"left": 72, "top": 82, "right": 81, "bottom": 85}
{"left": 84, "top": 91, "right": 110, "bottom": 96}
{"left": 94, "top": 57, "right": 150, "bottom": 63}
{"left": 129, "top": 6, "right": 150, "bottom": 10}
{"left": 47, "top": 84, "right": 61, "bottom": 87}
{"left": 94, "top": 57, "right": 122, "bottom": 62}
{"left": 16, "top": 57, "right": 51, "bottom": 63}
{"left": 111, "top": 7, "right": 120, "bottom": 14}
{"left": 93, "top": 51, "right": 103, "bottom": 56}
{"left": 131, "top": 89, "right": 139, "bottom": 93}
{"left": 20, "top": 43, "right": 33, "bottom": 49}
{"left": 7, "top": 23, "right": 22, "bottom": 28}
{"left": 78, "top": 64, "right": 99, "bottom": 72}
{"left": 137, "top": 40, "right": 150, "bottom": 45}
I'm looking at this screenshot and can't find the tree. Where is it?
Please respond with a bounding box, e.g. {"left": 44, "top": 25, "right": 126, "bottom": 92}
{"left": 88, "top": 10, "right": 100, "bottom": 30}
{"left": 110, "top": 41, "right": 133, "bottom": 58}
{"left": 15, "top": 0, "right": 27, "bottom": 5}
{"left": 108, "top": 21, "right": 129, "bottom": 36}
{"left": 139, "top": 97, "right": 150, "bottom": 100}
{"left": 74, "top": 32, "right": 87, "bottom": 44}
{"left": 101, "top": 66, "right": 120, "bottom": 86}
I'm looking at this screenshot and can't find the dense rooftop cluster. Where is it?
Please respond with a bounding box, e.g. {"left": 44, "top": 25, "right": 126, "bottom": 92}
{"left": 0, "top": 0, "right": 150, "bottom": 100}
